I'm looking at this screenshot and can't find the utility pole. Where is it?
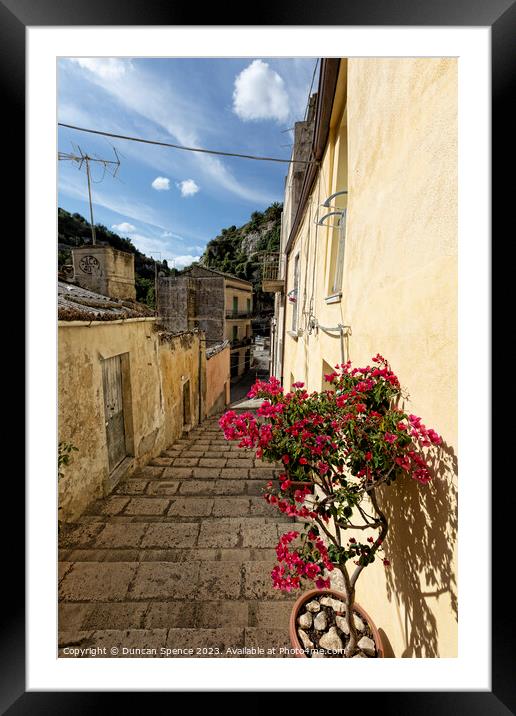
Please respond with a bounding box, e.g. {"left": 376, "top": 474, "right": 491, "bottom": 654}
{"left": 58, "top": 144, "right": 120, "bottom": 246}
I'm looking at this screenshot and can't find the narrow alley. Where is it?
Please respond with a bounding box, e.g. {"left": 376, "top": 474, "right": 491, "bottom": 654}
{"left": 58, "top": 412, "right": 296, "bottom": 658}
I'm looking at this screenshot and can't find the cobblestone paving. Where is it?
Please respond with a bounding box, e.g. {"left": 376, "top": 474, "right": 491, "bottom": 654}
{"left": 58, "top": 414, "right": 297, "bottom": 658}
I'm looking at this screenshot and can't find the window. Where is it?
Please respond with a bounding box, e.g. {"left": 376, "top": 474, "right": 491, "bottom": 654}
{"left": 232, "top": 296, "right": 238, "bottom": 315}
{"left": 232, "top": 325, "right": 238, "bottom": 342}
{"left": 291, "top": 253, "right": 300, "bottom": 332}
{"left": 328, "top": 210, "right": 347, "bottom": 296}
{"left": 246, "top": 297, "right": 251, "bottom": 314}
{"left": 326, "top": 117, "right": 348, "bottom": 300}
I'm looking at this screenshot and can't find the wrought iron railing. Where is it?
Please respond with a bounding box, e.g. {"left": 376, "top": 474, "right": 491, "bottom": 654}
{"left": 261, "top": 252, "right": 284, "bottom": 282}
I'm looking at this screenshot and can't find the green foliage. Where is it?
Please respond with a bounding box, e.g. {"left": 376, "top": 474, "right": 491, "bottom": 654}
{"left": 57, "top": 208, "right": 175, "bottom": 308}
{"left": 135, "top": 277, "right": 155, "bottom": 308}
{"left": 58, "top": 441, "right": 78, "bottom": 480}
{"left": 200, "top": 202, "right": 283, "bottom": 314}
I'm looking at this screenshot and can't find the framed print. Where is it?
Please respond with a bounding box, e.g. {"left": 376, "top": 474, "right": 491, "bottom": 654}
{"left": 3, "top": 0, "right": 508, "bottom": 708}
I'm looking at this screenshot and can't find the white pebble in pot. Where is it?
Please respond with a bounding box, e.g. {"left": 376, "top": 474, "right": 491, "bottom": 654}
{"left": 336, "top": 615, "right": 349, "bottom": 635}
{"left": 320, "top": 597, "right": 346, "bottom": 612}
{"left": 297, "top": 612, "right": 312, "bottom": 629}
{"left": 357, "top": 635, "right": 376, "bottom": 657}
{"left": 297, "top": 629, "right": 314, "bottom": 650}
{"left": 319, "top": 627, "right": 343, "bottom": 652}
{"left": 313, "top": 611, "right": 327, "bottom": 631}
{"left": 305, "top": 600, "right": 321, "bottom": 613}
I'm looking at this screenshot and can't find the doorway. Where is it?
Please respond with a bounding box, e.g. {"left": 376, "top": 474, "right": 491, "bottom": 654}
{"left": 102, "top": 354, "right": 127, "bottom": 473}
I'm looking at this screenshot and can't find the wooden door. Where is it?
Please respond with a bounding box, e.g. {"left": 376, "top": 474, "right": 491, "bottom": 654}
{"left": 102, "top": 354, "right": 127, "bottom": 472}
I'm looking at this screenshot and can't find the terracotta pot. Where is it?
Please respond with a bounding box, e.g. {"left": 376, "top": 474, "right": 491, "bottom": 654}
{"left": 289, "top": 588, "right": 384, "bottom": 658}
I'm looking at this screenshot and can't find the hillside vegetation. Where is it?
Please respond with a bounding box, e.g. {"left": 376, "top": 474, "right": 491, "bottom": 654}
{"left": 200, "top": 202, "right": 282, "bottom": 314}
{"left": 58, "top": 208, "right": 175, "bottom": 307}
{"left": 58, "top": 202, "right": 282, "bottom": 313}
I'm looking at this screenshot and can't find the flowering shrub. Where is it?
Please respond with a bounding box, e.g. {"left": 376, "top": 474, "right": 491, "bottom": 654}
{"left": 219, "top": 355, "right": 442, "bottom": 655}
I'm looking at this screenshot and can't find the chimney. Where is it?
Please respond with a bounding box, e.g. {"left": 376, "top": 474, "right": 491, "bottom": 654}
{"left": 71, "top": 245, "right": 136, "bottom": 301}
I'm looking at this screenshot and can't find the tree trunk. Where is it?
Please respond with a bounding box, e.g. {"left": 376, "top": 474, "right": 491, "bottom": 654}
{"left": 337, "top": 565, "right": 358, "bottom": 657}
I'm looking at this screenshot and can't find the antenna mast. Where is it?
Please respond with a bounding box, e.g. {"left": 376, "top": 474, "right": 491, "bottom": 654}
{"left": 58, "top": 145, "right": 121, "bottom": 245}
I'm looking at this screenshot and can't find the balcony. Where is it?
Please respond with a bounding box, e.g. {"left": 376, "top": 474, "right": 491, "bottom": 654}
{"left": 261, "top": 252, "right": 285, "bottom": 293}
{"left": 226, "top": 310, "right": 253, "bottom": 319}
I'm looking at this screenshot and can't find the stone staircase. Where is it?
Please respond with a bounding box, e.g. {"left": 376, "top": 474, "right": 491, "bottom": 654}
{"left": 58, "top": 414, "right": 297, "bottom": 658}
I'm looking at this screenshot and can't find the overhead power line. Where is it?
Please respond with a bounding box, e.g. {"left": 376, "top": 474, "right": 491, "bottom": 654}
{"left": 58, "top": 123, "right": 317, "bottom": 165}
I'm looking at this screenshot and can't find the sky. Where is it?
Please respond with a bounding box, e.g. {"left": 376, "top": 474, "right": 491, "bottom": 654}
{"left": 58, "top": 57, "right": 317, "bottom": 268}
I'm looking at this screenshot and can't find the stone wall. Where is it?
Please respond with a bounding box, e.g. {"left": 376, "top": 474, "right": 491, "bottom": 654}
{"left": 72, "top": 245, "right": 136, "bottom": 301}
{"left": 58, "top": 318, "right": 206, "bottom": 521}
{"left": 157, "top": 275, "right": 225, "bottom": 343}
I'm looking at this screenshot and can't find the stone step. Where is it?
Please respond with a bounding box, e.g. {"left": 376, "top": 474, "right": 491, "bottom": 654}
{"left": 75, "top": 514, "right": 294, "bottom": 526}
{"left": 59, "top": 546, "right": 277, "bottom": 564}
{"left": 114, "top": 478, "right": 276, "bottom": 497}
{"left": 83, "top": 495, "right": 281, "bottom": 519}
{"left": 58, "top": 626, "right": 292, "bottom": 657}
{"left": 59, "top": 599, "right": 293, "bottom": 631}
{"left": 58, "top": 560, "right": 296, "bottom": 603}
{"left": 59, "top": 519, "right": 295, "bottom": 551}
{"left": 130, "top": 466, "right": 281, "bottom": 481}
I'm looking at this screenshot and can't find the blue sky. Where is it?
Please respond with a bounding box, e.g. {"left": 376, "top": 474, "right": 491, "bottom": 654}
{"left": 58, "top": 57, "right": 316, "bottom": 267}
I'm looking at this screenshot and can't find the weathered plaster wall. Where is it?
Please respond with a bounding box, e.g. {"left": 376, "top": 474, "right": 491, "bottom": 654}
{"left": 157, "top": 275, "right": 225, "bottom": 343}
{"left": 72, "top": 245, "right": 136, "bottom": 301}
{"left": 58, "top": 319, "right": 204, "bottom": 521}
{"left": 282, "top": 58, "right": 457, "bottom": 657}
{"left": 157, "top": 277, "right": 190, "bottom": 334}
{"left": 206, "top": 345, "right": 230, "bottom": 415}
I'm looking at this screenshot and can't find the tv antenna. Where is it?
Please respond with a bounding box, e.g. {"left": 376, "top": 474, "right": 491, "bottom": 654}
{"left": 58, "top": 144, "right": 121, "bottom": 245}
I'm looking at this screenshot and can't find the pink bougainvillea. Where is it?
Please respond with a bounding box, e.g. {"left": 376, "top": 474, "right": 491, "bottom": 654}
{"left": 219, "top": 355, "right": 443, "bottom": 655}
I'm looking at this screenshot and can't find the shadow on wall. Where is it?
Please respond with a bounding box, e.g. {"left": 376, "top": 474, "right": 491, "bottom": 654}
{"left": 379, "top": 439, "right": 458, "bottom": 657}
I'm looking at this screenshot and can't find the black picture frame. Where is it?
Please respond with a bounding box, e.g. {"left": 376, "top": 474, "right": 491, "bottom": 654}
{"left": 5, "top": 0, "right": 509, "bottom": 709}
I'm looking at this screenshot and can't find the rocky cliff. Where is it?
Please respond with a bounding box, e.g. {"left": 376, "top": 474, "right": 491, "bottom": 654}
{"left": 200, "top": 202, "right": 282, "bottom": 316}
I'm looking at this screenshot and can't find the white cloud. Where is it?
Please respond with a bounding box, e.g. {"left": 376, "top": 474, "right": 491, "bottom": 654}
{"left": 67, "top": 63, "right": 276, "bottom": 204}
{"left": 173, "top": 254, "right": 200, "bottom": 269}
{"left": 233, "top": 60, "right": 290, "bottom": 122}
{"left": 71, "top": 58, "right": 133, "bottom": 80}
{"left": 111, "top": 222, "right": 136, "bottom": 233}
{"left": 58, "top": 169, "right": 208, "bottom": 243}
{"left": 151, "top": 176, "right": 170, "bottom": 191}
{"left": 161, "top": 230, "right": 173, "bottom": 238}
{"left": 177, "top": 179, "right": 200, "bottom": 198}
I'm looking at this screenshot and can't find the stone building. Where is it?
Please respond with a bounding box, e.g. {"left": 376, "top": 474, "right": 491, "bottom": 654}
{"left": 58, "top": 271, "right": 230, "bottom": 521}
{"left": 267, "top": 58, "right": 458, "bottom": 657}
{"left": 158, "top": 265, "right": 253, "bottom": 379}
{"left": 71, "top": 244, "right": 136, "bottom": 301}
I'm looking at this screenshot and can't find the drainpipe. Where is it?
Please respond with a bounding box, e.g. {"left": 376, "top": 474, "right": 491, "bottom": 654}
{"left": 279, "top": 253, "right": 289, "bottom": 385}
{"left": 270, "top": 317, "right": 276, "bottom": 377}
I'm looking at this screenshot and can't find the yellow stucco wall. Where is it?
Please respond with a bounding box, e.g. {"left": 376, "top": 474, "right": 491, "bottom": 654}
{"left": 282, "top": 58, "right": 457, "bottom": 656}
{"left": 206, "top": 346, "right": 230, "bottom": 415}
{"left": 58, "top": 318, "right": 204, "bottom": 521}
{"left": 224, "top": 279, "right": 253, "bottom": 378}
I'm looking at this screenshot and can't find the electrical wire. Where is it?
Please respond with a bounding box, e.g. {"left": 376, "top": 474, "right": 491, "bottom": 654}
{"left": 58, "top": 123, "right": 317, "bottom": 166}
